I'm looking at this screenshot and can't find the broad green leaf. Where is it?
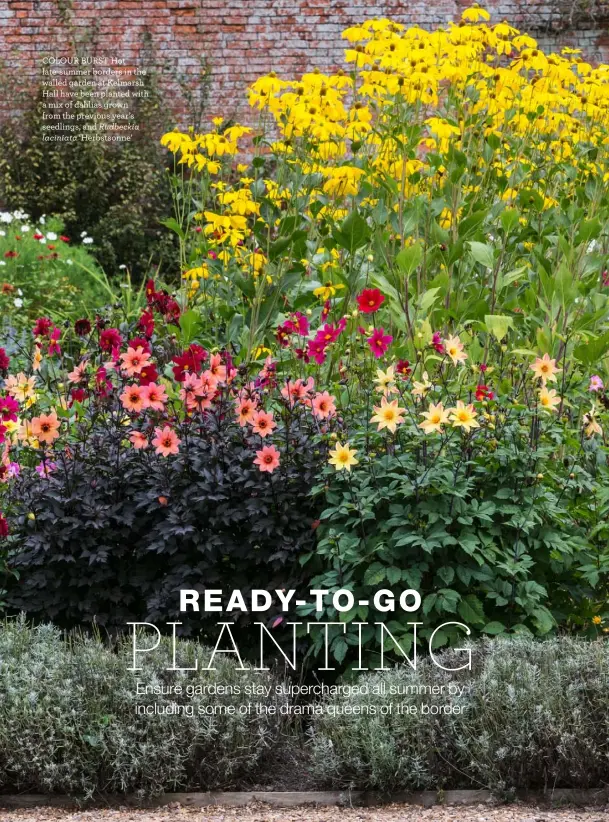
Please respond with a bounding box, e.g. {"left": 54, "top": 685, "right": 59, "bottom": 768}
{"left": 419, "top": 287, "right": 442, "bottom": 313}
{"left": 458, "top": 595, "right": 486, "bottom": 625}
{"left": 333, "top": 211, "right": 370, "bottom": 253}
{"left": 396, "top": 242, "right": 423, "bottom": 277}
{"left": 485, "top": 314, "right": 514, "bottom": 341}
{"left": 159, "top": 217, "right": 185, "bottom": 240}
{"left": 482, "top": 621, "right": 506, "bottom": 635}
{"left": 178, "top": 309, "right": 203, "bottom": 344}
{"left": 469, "top": 241, "right": 495, "bottom": 269}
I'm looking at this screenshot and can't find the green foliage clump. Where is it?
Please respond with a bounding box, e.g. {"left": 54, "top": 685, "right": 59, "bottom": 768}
{"left": 0, "top": 212, "right": 107, "bottom": 327}
{"left": 0, "top": 75, "right": 177, "bottom": 281}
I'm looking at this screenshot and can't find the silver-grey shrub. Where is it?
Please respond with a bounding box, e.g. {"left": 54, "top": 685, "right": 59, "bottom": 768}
{"left": 310, "top": 637, "right": 609, "bottom": 793}
{"left": 0, "top": 617, "right": 285, "bottom": 797}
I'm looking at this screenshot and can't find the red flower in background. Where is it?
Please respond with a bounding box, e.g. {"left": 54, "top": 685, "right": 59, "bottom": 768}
{"left": 99, "top": 328, "right": 122, "bottom": 352}
{"left": 33, "top": 317, "right": 53, "bottom": 337}
{"left": 432, "top": 332, "right": 445, "bottom": 354}
{"left": 74, "top": 318, "right": 92, "bottom": 336}
{"left": 0, "top": 348, "right": 9, "bottom": 371}
{"left": 367, "top": 327, "right": 393, "bottom": 358}
{"left": 128, "top": 337, "right": 152, "bottom": 355}
{"left": 138, "top": 363, "right": 159, "bottom": 386}
{"left": 70, "top": 388, "right": 87, "bottom": 405}
{"left": 172, "top": 343, "right": 208, "bottom": 382}
{"left": 145, "top": 279, "right": 181, "bottom": 322}
{"left": 0, "top": 396, "right": 19, "bottom": 422}
{"left": 357, "top": 288, "right": 385, "bottom": 314}
{"left": 137, "top": 309, "right": 155, "bottom": 338}
{"left": 0, "top": 513, "right": 8, "bottom": 538}
{"left": 48, "top": 327, "right": 61, "bottom": 356}
{"left": 60, "top": 235, "right": 70, "bottom": 243}
{"left": 396, "top": 359, "right": 412, "bottom": 378}
{"left": 475, "top": 384, "right": 494, "bottom": 402}
{"left": 95, "top": 366, "right": 112, "bottom": 397}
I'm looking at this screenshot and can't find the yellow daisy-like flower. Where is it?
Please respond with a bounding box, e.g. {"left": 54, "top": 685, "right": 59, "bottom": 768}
{"left": 538, "top": 387, "right": 561, "bottom": 413}
{"left": 444, "top": 335, "right": 467, "bottom": 366}
{"left": 17, "top": 419, "right": 39, "bottom": 448}
{"left": 374, "top": 366, "right": 398, "bottom": 395}
{"left": 184, "top": 264, "right": 209, "bottom": 281}
{"left": 583, "top": 405, "right": 602, "bottom": 438}
{"left": 4, "top": 419, "right": 19, "bottom": 436}
{"left": 313, "top": 282, "right": 346, "bottom": 301}
{"left": 370, "top": 397, "right": 406, "bottom": 434}
{"left": 449, "top": 401, "right": 479, "bottom": 432}
{"left": 530, "top": 353, "right": 561, "bottom": 385}
{"left": 461, "top": 5, "right": 491, "bottom": 23}
{"left": 593, "top": 615, "right": 602, "bottom": 625}
{"left": 328, "top": 441, "right": 359, "bottom": 472}
{"left": 5, "top": 373, "right": 37, "bottom": 403}
{"left": 419, "top": 402, "right": 450, "bottom": 434}
{"left": 412, "top": 371, "right": 432, "bottom": 398}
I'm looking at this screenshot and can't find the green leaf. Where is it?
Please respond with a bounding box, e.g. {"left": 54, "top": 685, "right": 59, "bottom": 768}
{"left": 396, "top": 242, "right": 423, "bottom": 277}
{"left": 458, "top": 595, "right": 486, "bottom": 625}
{"left": 482, "top": 621, "right": 506, "bottom": 635}
{"left": 500, "top": 208, "right": 520, "bottom": 233}
{"left": 574, "top": 330, "right": 609, "bottom": 365}
{"left": 469, "top": 241, "right": 495, "bottom": 269}
{"left": 178, "top": 310, "right": 203, "bottom": 345}
{"left": 485, "top": 314, "right": 514, "bottom": 342}
{"left": 332, "top": 636, "right": 348, "bottom": 664}
{"left": 531, "top": 607, "right": 555, "bottom": 635}
{"left": 419, "top": 287, "right": 442, "bottom": 313}
{"left": 364, "top": 563, "right": 386, "bottom": 587}
{"left": 159, "top": 217, "right": 186, "bottom": 240}
{"left": 575, "top": 217, "right": 601, "bottom": 246}
{"left": 333, "top": 211, "right": 370, "bottom": 253}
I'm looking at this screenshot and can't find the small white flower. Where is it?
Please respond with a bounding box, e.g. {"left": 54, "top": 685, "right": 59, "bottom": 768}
{"left": 80, "top": 230, "right": 87, "bottom": 237}
{"left": 39, "top": 237, "right": 46, "bottom": 243}
{"left": 13, "top": 298, "right": 23, "bottom": 308}
{"left": 0, "top": 231, "right": 5, "bottom": 237}
{"left": 83, "top": 236, "right": 93, "bottom": 244}
{"left": 17, "top": 288, "right": 23, "bottom": 295}
{"left": 46, "top": 231, "right": 57, "bottom": 241}
{"left": 0, "top": 213, "right": 12, "bottom": 224}
{"left": 118, "top": 264, "right": 127, "bottom": 270}
{"left": 0, "top": 261, "right": 5, "bottom": 266}
{"left": 21, "top": 225, "right": 30, "bottom": 233}
{"left": 66, "top": 259, "right": 73, "bottom": 265}
{"left": 39, "top": 216, "right": 46, "bottom": 225}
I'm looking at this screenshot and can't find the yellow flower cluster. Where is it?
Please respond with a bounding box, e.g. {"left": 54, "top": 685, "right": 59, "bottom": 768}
{"left": 161, "top": 6, "right": 609, "bottom": 308}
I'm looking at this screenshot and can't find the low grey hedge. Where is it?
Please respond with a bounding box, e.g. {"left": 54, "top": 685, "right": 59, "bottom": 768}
{"left": 309, "top": 636, "right": 609, "bottom": 794}
{"left": 0, "top": 617, "right": 286, "bottom": 797}
{"left": 1, "top": 621, "right": 608, "bottom": 797}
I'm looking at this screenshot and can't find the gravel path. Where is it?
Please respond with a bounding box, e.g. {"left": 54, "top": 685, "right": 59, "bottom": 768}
{"left": 0, "top": 804, "right": 607, "bottom": 822}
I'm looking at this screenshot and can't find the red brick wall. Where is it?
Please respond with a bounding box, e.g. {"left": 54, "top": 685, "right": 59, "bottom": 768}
{"left": 2, "top": 0, "right": 609, "bottom": 130}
